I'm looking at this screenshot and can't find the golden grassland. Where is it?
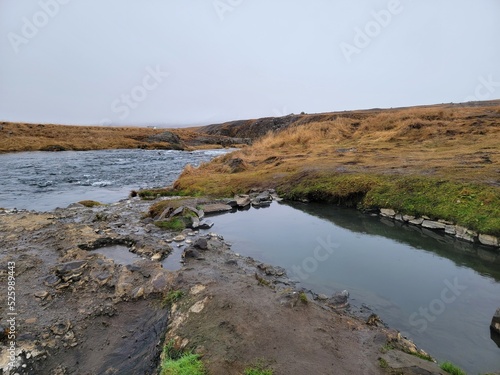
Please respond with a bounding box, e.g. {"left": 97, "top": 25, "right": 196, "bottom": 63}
{"left": 171, "top": 103, "right": 500, "bottom": 235}
{"left": 0, "top": 123, "right": 222, "bottom": 152}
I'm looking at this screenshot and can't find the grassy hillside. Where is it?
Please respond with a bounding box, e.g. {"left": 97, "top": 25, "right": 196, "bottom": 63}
{"left": 171, "top": 102, "right": 500, "bottom": 235}
{"left": 0, "top": 123, "right": 246, "bottom": 153}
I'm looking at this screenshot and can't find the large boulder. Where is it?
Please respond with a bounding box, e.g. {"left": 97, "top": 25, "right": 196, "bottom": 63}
{"left": 147, "top": 131, "right": 181, "bottom": 145}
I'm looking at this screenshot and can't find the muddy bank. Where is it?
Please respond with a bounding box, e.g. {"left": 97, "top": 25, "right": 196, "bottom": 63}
{"left": 0, "top": 197, "right": 450, "bottom": 374}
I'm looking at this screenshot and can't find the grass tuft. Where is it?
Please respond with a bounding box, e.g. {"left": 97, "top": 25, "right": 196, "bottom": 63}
{"left": 244, "top": 368, "right": 274, "bottom": 375}
{"left": 162, "top": 290, "right": 184, "bottom": 307}
{"left": 155, "top": 218, "right": 186, "bottom": 232}
{"left": 78, "top": 200, "right": 102, "bottom": 207}
{"left": 299, "top": 291, "right": 308, "bottom": 304}
{"left": 378, "top": 358, "right": 389, "bottom": 369}
{"left": 440, "top": 361, "right": 467, "bottom": 375}
{"left": 160, "top": 353, "right": 205, "bottom": 375}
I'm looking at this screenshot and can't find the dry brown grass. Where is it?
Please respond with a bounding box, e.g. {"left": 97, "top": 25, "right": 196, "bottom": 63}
{"left": 174, "top": 103, "right": 500, "bottom": 195}
{"left": 0, "top": 123, "right": 230, "bottom": 152}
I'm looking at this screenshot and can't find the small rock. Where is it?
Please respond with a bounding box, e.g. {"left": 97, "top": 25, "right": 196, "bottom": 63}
{"left": 491, "top": 308, "right": 500, "bottom": 334}
{"left": 455, "top": 226, "right": 477, "bottom": 242}
{"left": 402, "top": 215, "right": 415, "bottom": 222}
{"left": 44, "top": 274, "right": 61, "bottom": 287}
{"left": 409, "top": 218, "right": 424, "bottom": 225}
{"left": 51, "top": 321, "right": 71, "bottom": 336}
{"left": 54, "top": 261, "right": 87, "bottom": 276}
{"left": 173, "top": 235, "right": 186, "bottom": 242}
{"left": 55, "top": 282, "right": 70, "bottom": 290}
{"left": 235, "top": 195, "right": 251, "bottom": 207}
{"left": 366, "top": 313, "right": 382, "bottom": 326}
{"left": 380, "top": 208, "right": 396, "bottom": 217}
{"left": 132, "top": 287, "right": 145, "bottom": 299}
{"left": 226, "top": 199, "right": 238, "bottom": 207}
{"left": 316, "top": 294, "right": 329, "bottom": 301}
{"left": 445, "top": 225, "right": 456, "bottom": 235}
{"left": 183, "top": 248, "right": 202, "bottom": 259}
{"left": 421, "top": 220, "right": 446, "bottom": 230}
{"left": 328, "top": 290, "right": 349, "bottom": 309}
{"left": 479, "top": 234, "right": 499, "bottom": 247}
{"left": 34, "top": 291, "right": 49, "bottom": 300}
{"left": 194, "top": 238, "right": 208, "bottom": 250}
{"left": 151, "top": 253, "right": 162, "bottom": 261}
{"left": 169, "top": 206, "right": 185, "bottom": 218}
{"left": 145, "top": 224, "right": 156, "bottom": 233}
{"left": 198, "top": 220, "right": 214, "bottom": 230}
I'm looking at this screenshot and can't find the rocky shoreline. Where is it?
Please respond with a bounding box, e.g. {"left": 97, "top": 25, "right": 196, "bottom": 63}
{"left": 378, "top": 208, "right": 500, "bottom": 249}
{"left": 0, "top": 194, "right": 482, "bottom": 374}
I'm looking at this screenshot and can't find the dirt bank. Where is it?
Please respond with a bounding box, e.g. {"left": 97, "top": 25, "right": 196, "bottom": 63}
{"left": 0, "top": 197, "right": 449, "bottom": 374}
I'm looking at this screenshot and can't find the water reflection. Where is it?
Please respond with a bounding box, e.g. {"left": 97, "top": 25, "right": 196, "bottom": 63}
{"left": 287, "top": 202, "right": 500, "bottom": 282}
{"left": 211, "top": 201, "right": 500, "bottom": 374}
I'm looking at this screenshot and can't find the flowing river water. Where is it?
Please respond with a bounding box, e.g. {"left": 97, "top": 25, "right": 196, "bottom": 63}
{"left": 0, "top": 149, "right": 499, "bottom": 373}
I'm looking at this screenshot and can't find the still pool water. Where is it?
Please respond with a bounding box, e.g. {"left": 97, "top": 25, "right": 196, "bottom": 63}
{"left": 210, "top": 202, "right": 500, "bottom": 374}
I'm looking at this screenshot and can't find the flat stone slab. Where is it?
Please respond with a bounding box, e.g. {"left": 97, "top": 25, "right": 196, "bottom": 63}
{"left": 421, "top": 220, "right": 446, "bottom": 230}
{"left": 381, "top": 350, "right": 447, "bottom": 374}
{"left": 202, "top": 203, "right": 233, "bottom": 214}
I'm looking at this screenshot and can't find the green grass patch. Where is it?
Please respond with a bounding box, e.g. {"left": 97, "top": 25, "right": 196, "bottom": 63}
{"left": 244, "top": 368, "right": 274, "bottom": 375}
{"left": 78, "top": 200, "right": 102, "bottom": 207}
{"left": 299, "top": 291, "right": 308, "bottom": 304}
{"left": 244, "top": 360, "right": 274, "bottom": 375}
{"left": 279, "top": 172, "right": 500, "bottom": 236}
{"left": 155, "top": 218, "right": 186, "bottom": 231}
{"left": 440, "top": 361, "right": 467, "bottom": 375}
{"left": 138, "top": 188, "right": 188, "bottom": 200}
{"left": 364, "top": 177, "right": 500, "bottom": 236}
{"left": 160, "top": 353, "right": 205, "bottom": 375}
{"left": 162, "top": 290, "right": 184, "bottom": 307}
{"left": 378, "top": 358, "right": 389, "bottom": 369}
{"left": 160, "top": 339, "right": 205, "bottom": 375}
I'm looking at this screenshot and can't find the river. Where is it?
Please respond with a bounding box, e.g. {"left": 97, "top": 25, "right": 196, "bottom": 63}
{"left": 0, "top": 149, "right": 231, "bottom": 211}
{"left": 0, "top": 149, "right": 499, "bottom": 373}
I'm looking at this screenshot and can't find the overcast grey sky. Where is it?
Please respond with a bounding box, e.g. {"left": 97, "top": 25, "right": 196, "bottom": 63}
{"left": 1, "top": 0, "right": 499, "bottom": 127}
